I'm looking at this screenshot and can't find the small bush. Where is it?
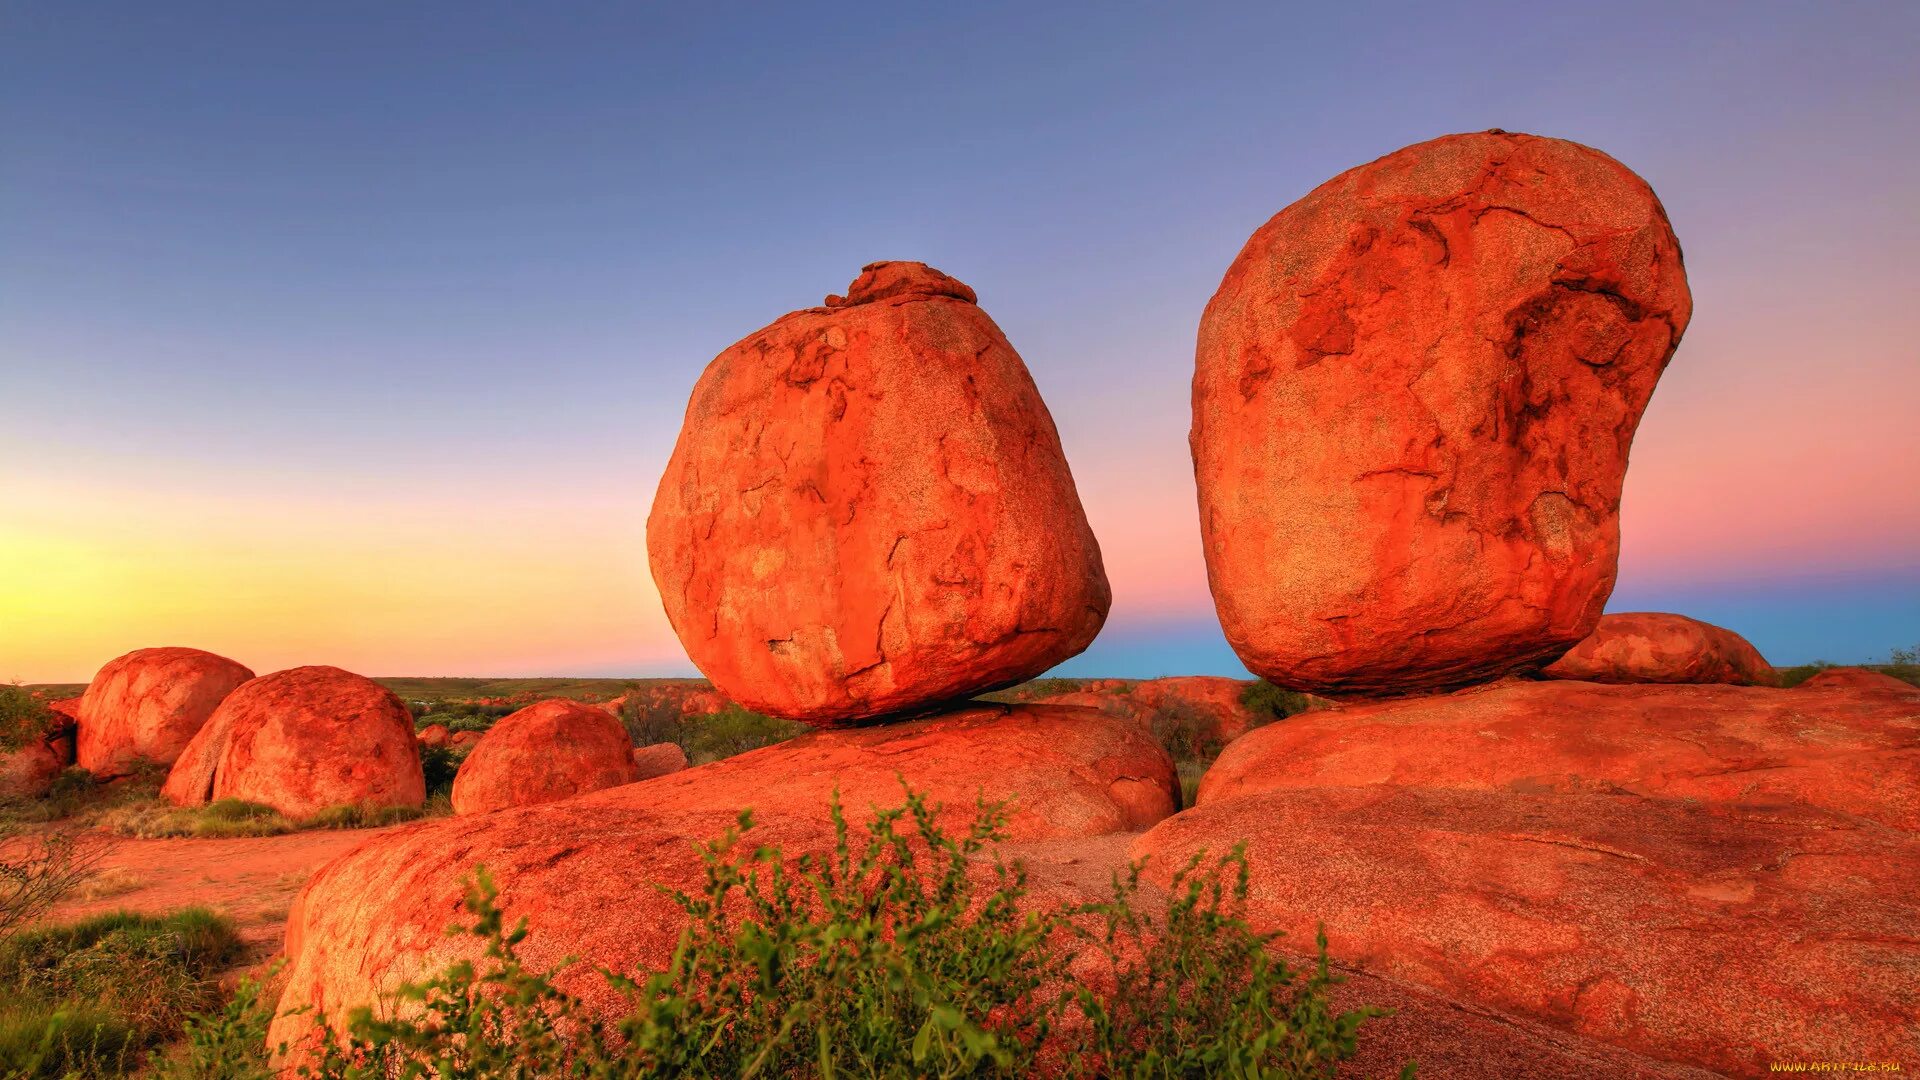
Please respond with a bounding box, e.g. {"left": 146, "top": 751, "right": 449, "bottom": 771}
{"left": 682, "top": 704, "right": 805, "bottom": 763}
{"left": 1242, "top": 679, "right": 1314, "bottom": 722}
{"left": 418, "top": 744, "right": 462, "bottom": 797}
{"left": 0, "top": 1001, "right": 141, "bottom": 1080}
{"left": 274, "top": 787, "right": 1403, "bottom": 1078}
{"left": 1, "top": 826, "right": 108, "bottom": 946}
{"left": 620, "top": 694, "right": 685, "bottom": 750}
{"left": 0, "top": 685, "right": 52, "bottom": 754}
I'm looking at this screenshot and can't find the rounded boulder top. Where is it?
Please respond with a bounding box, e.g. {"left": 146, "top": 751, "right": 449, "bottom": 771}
{"left": 1192, "top": 130, "right": 1691, "bottom": 696}
{"left": 1542, "top": 612, "right": 1773, "bottom": 686}
{"left": 647, "top": 262, "right": 1110, "bottom": 725}
{"left": 76, "top": 646, "right": 255, "bottom": 777}
{"left": 450, "top": 698, "right": 639, "bottom": 814}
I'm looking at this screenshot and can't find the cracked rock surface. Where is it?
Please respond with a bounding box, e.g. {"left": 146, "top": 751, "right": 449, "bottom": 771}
{"left": 648, "top": 261, "right": 1109, "bottom": 725}
{"left": 1192, "top": 131, "right": 1692, "bottom": 695}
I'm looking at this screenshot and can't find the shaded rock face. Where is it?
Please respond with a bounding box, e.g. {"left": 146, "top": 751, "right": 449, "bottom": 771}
{"left": 451, "top": 700, "right": 639, "bottom": 815}
{"left": 1192, "top": 131, "right": 1691, "bottom": 696}
{"left": 1133, "top": 786, "right": 1919, "bottom": 1076}
{"left": 648, "top": 262, "right": 1110, "bottom": 726}
{"left": 1197, "top": 680, "right": 1920, "bottom": 829}
{"left": 76, "top": 647, "right": 254, "bottom": 776}
{"left": 161, "top": 666, "right": 424, "bottom": 820}
{"left": 1542, "top": 612, "right": 1773, "bottom": 685}
{"left": 631, "top": 741, "right": 688, "bottom": 779}
{"left": 268, "top": 703, "right": 1176, "bottom": 1058}
{"left": 1798, "top": 666, "right": 1918, "bottom": 694}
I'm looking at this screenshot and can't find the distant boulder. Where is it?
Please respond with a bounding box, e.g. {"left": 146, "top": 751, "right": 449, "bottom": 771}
{"left": 77, "top": 647, "right": 254, "bottom": 776}
{"left": 451, "top": 700, "right": 639, "bottom": 815}
{"left": 631, "top": 742, "right": 688, "bottom": 780}
{"left": 1542, "top": 612, "right": 1773, "bottom": 686}
{"left": 162, "top": 666, "right": 423, "bottom": 820}
{"left": 416, "top": 724, "right": 451, "bottom": 749}
{"left": 1797, "top": 667, "right": 1917, "bottom": 694}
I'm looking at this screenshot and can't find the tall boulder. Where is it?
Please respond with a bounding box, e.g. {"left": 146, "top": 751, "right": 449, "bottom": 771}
{"left": 161, "top": 666, "right": 423, "bottom": 820}
{"left": 1542, "top": 612, "right": 1773, "bottom": 685}
{"left": 76, "top": 647, "right": 254, "bottom": 776}
{"left": 1192, "top": 131, "right": 1691, "bottom": 696}
{"left": 648, "top": 261, "right": 1110, "bottom": 725}
{"left": 451, "top": 699, "right": 639, "bottom": 815}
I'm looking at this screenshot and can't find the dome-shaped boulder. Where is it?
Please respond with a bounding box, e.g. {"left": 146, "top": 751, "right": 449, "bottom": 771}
{"left": 161, "top": 666, "right": 423, "bottom": 820}
{"left": 631, "top": 742, "right": 688, "bottom": 779}
{"left": 1192, "top": 131, "right": 1691, "bottom": 696}
{"left": 76, "top": 647, "right": 254, "bottom": 776}
{"left": 648, "top": 262, "right": 1110, "bottom": 725}
{"left": 450, "top": 699, "right": 639, "bottom": 815}
{"left": 1542, "top": 612, "right": 1773, "bottom": 685}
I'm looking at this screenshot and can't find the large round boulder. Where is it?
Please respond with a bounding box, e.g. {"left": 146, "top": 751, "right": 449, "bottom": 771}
{"left": 268, "top": 702, "right": 1176, "bottom": 1058}
{"left": 1542, "top": 612, "right": 1773, "bottom": 685}
{"left": 161, "top": 666, "right": 423, "bottom": 820}
{"left": 1192, "top": 131, "right": 1691, "bottom": 696}
{"left": 76, "top": 647, "right": 254, "bottom": 776}
{"left": 450, "top": 699, "right": 639, "bottom": 815}
{"left": 1196, "top": 679, "right": 1920, "bottom": 829}
{"left": 647, "top": 261, "right": 1110, "bottom": 726}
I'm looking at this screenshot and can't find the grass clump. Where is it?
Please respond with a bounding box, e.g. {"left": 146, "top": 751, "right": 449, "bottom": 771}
{"left": 106, "top": 798, "right": 431, "bottom": 839}
{"left": 0, "top": 908, "right": 243, "bottom": 1079}
{"left": 257, "top": 787, "right": 1403, "bottom": 1078}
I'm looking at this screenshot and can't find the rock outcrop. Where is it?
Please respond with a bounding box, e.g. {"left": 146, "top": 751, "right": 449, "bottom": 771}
{"left": 1196, "top": 680, "right": 1920, "bottom": 829}
{"left": 1542, "top": 612, "right": 1773, "bottom": 685}
{"left": 76, "top": 647, "right": 254, "bottom": 776}
{"left": 1797, "top": 666, "right": 1917, "bottom": 694}
{"left": 1191, "top": 131, "right": 1691, "bottom": 696}
{"left": 269, "top": 703, "right": 1176, "bottom": 1058}
{"left": 631, "top": 741, "right": 688, "bottom": 779}
{"left": 450, "top": 699, "right": 639, "bottom": 815}
{"left": 1133, "top": 786, "right": 1918, "bottom": 1076}
{"left": 161, "top": 666, "right": 423, "bottom": 820}
{"left": 648, "top": 262, "right": 1110, "bottom": 725}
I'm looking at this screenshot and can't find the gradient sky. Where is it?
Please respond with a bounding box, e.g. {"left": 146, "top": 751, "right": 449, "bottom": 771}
{"left": 3, "top": 1, "right": 1916, "bottom": 683}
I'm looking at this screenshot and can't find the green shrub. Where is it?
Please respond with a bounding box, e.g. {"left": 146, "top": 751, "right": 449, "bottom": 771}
{"left": 620, "top": 694, "right": 685, "bottom": 750}
{"left": 108, "top": 799, "right": 294, "bottom": 839}
{"left": 0, "top": 908, "right": 244, "bottom": 1078}
{"left": 682, "top": 704, "right": 806, "bottom": 763}
{"left": 1242, "top": 679, "right": 1313, "bottom": 722}
{"left": 0, "top": 685, "right": 52, "bottom": 754}
{"left": 301, "top": 803, "right": 427, "bottom": 831}
{"left": 147, "top": 969, "right": 279, "bottom": 1080}
{"left": 274, "top": 788, "right": 1404, "bottom": 1078}
{"left": 419, "top": 744, "right": 462, "bottom": 797}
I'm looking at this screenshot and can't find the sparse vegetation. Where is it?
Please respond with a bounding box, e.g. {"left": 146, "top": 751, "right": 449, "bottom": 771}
{"left": 0, "top": 685, "right": 53, "bottom": 754}
{"left": 105, "top": 798, "right": 432, "bottom": 840}
{"left": 681, "top": 704, "right": 806, "bottom": 763}
{"left": 212, "top": 788, "right": 1402, "bottom": 1078}
{"left": 0, "top": 907, "right": 243, "bottom": 1079}
{"left": 1, "top": 826, "right": 108, "bottom": 948}
{"left": 1242, "top": 679, "right": 1314, "bottom": 722}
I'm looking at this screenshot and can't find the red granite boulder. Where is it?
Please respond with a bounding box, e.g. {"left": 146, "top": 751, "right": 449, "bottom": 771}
{"left": 1542, "top": 612, "right": 1773, "bottom": 685}
{"left": 415, "top": 723, "right": 450, "bottom": 749}
{"left": 76, "top": 647, "right": 254, "bottom": 776}
{"left": 648, "top": 262, "right": 1110, "bottom": 725}
{"left": 268, "top": 703, "right": 1175, "bottom": 1059}
{"left": 161, "top": 666, "right": 423, "bottom": 820}
{"left": 631, "top": 741, "right": 688, "bottom": 780}
{"left": 450, "top": 699, "right": 639, "bottom": 815}
{"left": 1192, "top": 131, "right": 1691, "bottom": 696}
{"left": 1797, "top": 666, "right": 1917, "bottom": 693}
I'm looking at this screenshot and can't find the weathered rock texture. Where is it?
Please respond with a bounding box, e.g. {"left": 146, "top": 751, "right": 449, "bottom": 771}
{"left": 648, "top": 262, "right": 1110, "bottom": 725}
{"left": 450, "top": 699, "right": 639, "bottom": 815}
{"left": 631, "top": 741, "right": 689, "bottom": 779}
{"left": 415, "top": 724, "right": 450, "bottom": 749}
{"left": 1135, "top": 787, "right": 1919, "bottom": 1076}
{"left": 269, "top": 703, "right": 1175, "bottom": 1058}
{"left": 1192, "top": 131, "right": 1691, "bottom": 695}
{"left": 1797, "top": 667, "right": 1918, "bottom": 694}
{"left": 76, "top": 647, "right": 254, "bottom": 776}
{"left": 1542, "top": 612, "right": 1773, "bottom": 685}
{"left": 1197, "top": 680, "right": 1920, "bottom": 828}
{"left": 0, "top": 740, "right": 62, "bottom": 801}
{"left": 161, "top": 666, "right": 424, "bottom": 820}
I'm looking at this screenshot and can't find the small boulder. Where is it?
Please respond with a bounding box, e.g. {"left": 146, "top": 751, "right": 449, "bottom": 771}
{"left": 1797, "top": 667, "right": 1917, "bottom": 693}
{"left": 269, "top": 702, "right": 1175, "bottom": 1059}
{"left": 631, "top": 742, "right": 688, "bottom": 780}
{"left": 161, "top": 666, "right": 423, "bottom": 820}
{"left": 648, "top": 262, "right": 1110, "bottom": 725}
{"left": 1542, "top": 612, "right": 1773, "bottom": 685}
{"left": 76, "top": 647, "right": 254, "bottom": 776}
{"left": 0, "top": 739, "right": 62, "bottom": 802}
{"left": 451, "top": 700, "right": 640, "bottom": 815}
{"left": 416, "top": 724, "right": 450, "bottom": 749}
{"left": 1192, "top": 131, "right": 1691, "bottom": 696}
{"left": 448, "top": 730, "right": 481, "bottom": 749}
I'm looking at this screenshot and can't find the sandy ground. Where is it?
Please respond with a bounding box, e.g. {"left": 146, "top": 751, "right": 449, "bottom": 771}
{"left": 45, "top": 825, "right": 406, "bottom": 961}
